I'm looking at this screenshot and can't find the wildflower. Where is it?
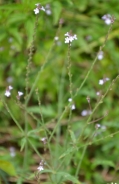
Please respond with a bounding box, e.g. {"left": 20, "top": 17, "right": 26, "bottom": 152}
{"left": 71, "top": 104, "right": 75, "bottom": 110}
{"left": 17, "top": 91, "right": 23, "bottom": 100}
{"left": 5, "top": 86, "right": 13, "bottom": 97}
{"left": 45, "top": 4, "right": 52, "bottom": 15}
{"left": 99, "top": 78, "right": 110, "bottom": 85}
{"left": 99, "top": 79, "right": 104, "bottom": 85}
{"left": 64, "top": 31, "right": 77, "bottom": 45}
{"left": 18, "top": 91, "right": 23, "bottom": 96}
{"left": 37, "top": 160, "right": 45, "bottom": 171}
{"left": 37, "top": 165, "right": 44, "bottom": 171}
{"left": 34, "top": 3, "right": 45, "bottom": 14}
{"left": 102, "top": 14, "right": 114, "bottom": 25}
{"left": 9, "top": 147, "right": 16, "bottom": 157}
{"left": 81, "top": 110, "right": 91, "bottom": 116}
{"left": 41, "top": 137, "right": 47, "bottom": 144}
{"left": 68, "top": 98, "right": 72, "bottom": 102}
{"left": 68, "top": 98, "right": 76, "bottom": 110}
{"left": 96, "top": 91, "right": 101, "bottom": 96}
{"left": 54, "top": 36, "right": 59, "bottom": 41}
{"left": 97, "top": 51, "right": 103, "bottom": 60}
{"left": 5, "top": 90, "right": 11, "bottom": 97}
{"left": 95, "top": 124, "right": 101, "bottom": 129}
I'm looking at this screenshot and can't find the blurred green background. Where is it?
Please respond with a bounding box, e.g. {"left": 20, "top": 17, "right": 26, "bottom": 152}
{"left": 0, "top": 0, "right": 119, "bottom": 184}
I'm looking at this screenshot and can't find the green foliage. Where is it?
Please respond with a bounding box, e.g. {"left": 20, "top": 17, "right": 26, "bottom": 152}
{"left": 0, "top": 0, "right": 119, "bottom": 184}
{"left": 0, "top": 160, "right": 17, "bottom": 176}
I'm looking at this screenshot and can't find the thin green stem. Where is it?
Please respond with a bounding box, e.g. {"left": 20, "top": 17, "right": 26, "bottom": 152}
{"left": 48, "top": 23, "right": 114, "bottom": 143}
{"left": 3, "top": 101, "right": 24, "bottom": 133}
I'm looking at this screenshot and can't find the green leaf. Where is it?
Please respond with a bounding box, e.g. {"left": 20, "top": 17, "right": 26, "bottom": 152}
{"left": 28, "top": 105, "right": 55, "bottom": 117}
{"left": 0, "top": 160, "right": 17, "bottom": 176}
{"left": 52, "top": 1, "right": 62, "bottom": 25}
{"left": 40, "top": 170, "right": 81, "bottom": 184}
{"left": 59, "top": 146, "right": 78, "bottom": 159}
{"left": 20, "top": 137, "right": 27, "bottom": 151}
{"left": 69, "top": 130, "right": 76, "bottom": 144}
{"left": 57, "top": 172, "right": 81, "bottom": 184}
{"left": 92, "top": 159, "right": 115, "bottom": 169}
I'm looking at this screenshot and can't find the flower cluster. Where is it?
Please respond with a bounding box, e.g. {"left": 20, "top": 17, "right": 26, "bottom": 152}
{"left": 5, "top": 86, "right": 13, "bottom": 97}
{"left": 37, "top": 160, "right": 45, "bottom": 171}
{"left": 102, "top": 14, "right": 115, "bottom": 25}
{"left": 68, "top": 98, "right": 76, "bottom": 110}
{"left": 34, "top": 3, "right": 45, "bottom": 14}
{"left": 95, "top": 124, "right": 106, "bottom": 131}
{"left": 99, "top": 77, "right": 110, "bottom": 85}
{"left": 64, "top": 31, "right": 77, "bottom": 45}
{"left": 5, "top": 85, "right": 23, "bottom": 100}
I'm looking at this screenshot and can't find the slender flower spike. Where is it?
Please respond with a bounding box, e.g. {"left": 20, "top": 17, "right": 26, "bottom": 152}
{"left": 64, "top": 31, "right": 77, "bottom": 45}
{"left": 34, "top": 3, "right": 45, "bottom": 14}
{"left": 102, "top": 14, "right": 115, "bottom": 25}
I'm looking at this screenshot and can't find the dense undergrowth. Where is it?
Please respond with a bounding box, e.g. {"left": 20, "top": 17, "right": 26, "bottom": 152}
{"left": 0, "top": 0, "right": 119, "bottom": 184}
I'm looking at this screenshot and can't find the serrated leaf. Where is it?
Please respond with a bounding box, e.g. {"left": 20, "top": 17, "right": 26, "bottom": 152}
{"left": 0, "top": 160, "right": 17, "bottom": 176}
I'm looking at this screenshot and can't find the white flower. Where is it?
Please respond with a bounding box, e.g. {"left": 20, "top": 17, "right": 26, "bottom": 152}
{"left": 5, "top": 86, "right": 13, "bottom": 97}
{"left": 96, "top": 91, "right": 101, "bottom": 96}
{"left": 96, "top": 124, "right": 101, "bottom": 128}
{"left": 34, "top": 3, "right": 45, "bottom": 14}
{"left": 99, "top": 79, "right": 104, "bottom": 85}
{"left": 81, "top": 110, "right": 91, "bottom": 116}
{"left": 97, "top": 51, "right": 103, "bottom": 60}
{"left": 64, "top": 31, "right": 77, "bottom": 44}
{"left": 102, "top": 14, "right": 112, "bottom": 25}
{"left": 99, "top": 78, "right": 110, "bottom": 85}
{"left": 68, "top": 98, "right": 72, "bottom": 102}
{"left": 18, "top": 91, "right": 23, "bottom": 96}
{"left": 46, "top": 9, "right": 52, "bottom": 15}
{"left": 54, "top": 36, "right": 59, "bottom": 41}
{"left": 105, "top": 77, "right": 110, "bottom": 81}
{"left": 9, "top": 85, "right": 13, "bottom": 90}
{"left": 34, "top": 8, "right": 39, "bottom": 14}
{"left": 5, "top": 90, "right": 11, "bottom": 97}
{"left": 45, "top": 4, "right": 52, "bottom": 15}
{"left": 9, "top": 147, "right": 16, "bottom": 157}
{"left": 71, "top": 104, "right": 75, "bottom": 110}
{"left": 37, "top": 165, "right": 44, "bottom": 171}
